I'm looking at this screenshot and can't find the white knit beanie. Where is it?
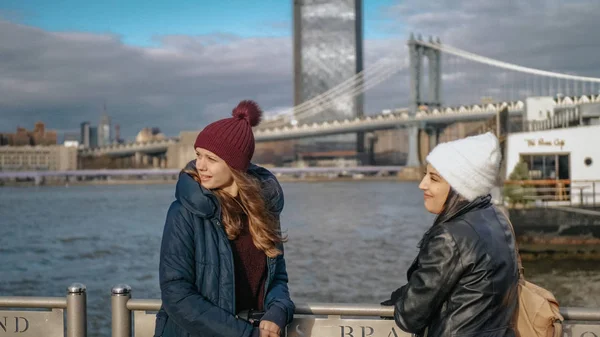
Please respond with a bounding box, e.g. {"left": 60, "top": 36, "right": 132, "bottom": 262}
{"left": 426, "top": 132, "right": 501, "bottom": 202}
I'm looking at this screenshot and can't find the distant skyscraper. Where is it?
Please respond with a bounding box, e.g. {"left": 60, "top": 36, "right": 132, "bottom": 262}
{"left": 90, "top": 126, "right": 99, "bottom": 148}
{"left": 293, "top": 0, "right": 365, "bottom": 156}
{"left": 114, "top": 124, "right": 123, "bottom": 144}
{"left": 80, "top": 122, "right": 91, "bottom": 148}
{"left": 98, "top": 114, "right": 111, "bottom": 146}
{"left": 293, "top": 0, "right": 363, "bottom": 123}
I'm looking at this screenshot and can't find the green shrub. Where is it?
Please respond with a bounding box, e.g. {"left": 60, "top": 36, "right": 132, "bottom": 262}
{"left": 503, "top": 160, "right": 531, "bottom": 206}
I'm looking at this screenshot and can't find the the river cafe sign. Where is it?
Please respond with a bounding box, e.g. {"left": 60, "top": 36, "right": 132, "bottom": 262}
{"left": 525, "top": 138, "right": 566, "bottom": 150}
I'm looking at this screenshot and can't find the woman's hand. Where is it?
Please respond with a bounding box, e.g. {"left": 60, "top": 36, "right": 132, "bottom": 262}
{"left": 381, "top": 285, "right": 407, "bottom": 306}
{"left": 259, "top": 320, "right": 281, "bottom": 337}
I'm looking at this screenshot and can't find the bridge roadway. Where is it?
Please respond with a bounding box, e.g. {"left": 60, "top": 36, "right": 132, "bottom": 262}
{"left": 79, "top": 102, "right": 525, "bottom": 157}
{"left": 0, "top": 166, "right": 405, "bottom": 180}
{"left": 254, "top": 105, "right": 523, "bottom": 142}
{"left": 77, "top": 95, "right": 598, "bottom": 158}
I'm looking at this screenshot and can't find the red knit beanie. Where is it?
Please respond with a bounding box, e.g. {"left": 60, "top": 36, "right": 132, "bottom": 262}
{"left": 193, "top": 100, "right": 263, "bottom": 171}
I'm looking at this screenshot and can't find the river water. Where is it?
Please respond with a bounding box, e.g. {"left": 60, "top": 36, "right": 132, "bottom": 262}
{"left": 1, "top": 181, "right": 599, "bottom": 337}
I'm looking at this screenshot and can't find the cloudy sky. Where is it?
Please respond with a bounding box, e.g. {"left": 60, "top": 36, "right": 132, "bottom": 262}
{"left": 1, "top": 0, "right": 599, "bottom": 141}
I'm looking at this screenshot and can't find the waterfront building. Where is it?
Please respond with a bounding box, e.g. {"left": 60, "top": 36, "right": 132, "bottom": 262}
{"left": 505, "top": 98, "right": 600, "bottom": 205}
{"left": 0, "top": 145, "right": 78, "bottom": 171}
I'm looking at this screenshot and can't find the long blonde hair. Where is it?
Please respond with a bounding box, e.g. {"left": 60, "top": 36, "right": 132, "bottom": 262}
{"left": 182, "top": 166, "right": 287, "bottom": 258}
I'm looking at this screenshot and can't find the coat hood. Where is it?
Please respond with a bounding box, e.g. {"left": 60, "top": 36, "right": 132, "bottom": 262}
{"left": 174, "top": 161, "right": 219, "bottom": 218}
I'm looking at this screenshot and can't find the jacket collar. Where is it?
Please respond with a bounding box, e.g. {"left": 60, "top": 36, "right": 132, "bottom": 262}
{"left": 418, "top": 195, "right": 492, "bottom": 248}
{"left": 175, "top": 161, "right": 220, "bottom": 218}
{"left": 444, "top": 194, "right": 492, "bottom": 223}
{"left": 175, "top": 160, "right": 282, "bottom": 220}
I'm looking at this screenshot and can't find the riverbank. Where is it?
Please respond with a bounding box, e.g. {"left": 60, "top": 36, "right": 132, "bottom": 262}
{"left": 0, "top": 174, "right": 408, "bottom": 188}
{"left": 509, "top": 206, "right": 600, "bottom": 260}
{"left": 519, "top": 241, "right": 600, "bottom": 260}
{"left": 0, "top": 178, "right": 176, "bottom": 187}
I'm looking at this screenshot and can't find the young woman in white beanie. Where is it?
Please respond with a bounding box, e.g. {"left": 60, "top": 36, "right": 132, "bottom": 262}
{"left": 381, "top": 132, "right": 519, "bottom": 337}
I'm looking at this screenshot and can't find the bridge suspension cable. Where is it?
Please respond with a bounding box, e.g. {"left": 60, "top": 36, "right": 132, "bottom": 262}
{"left": 288, "top": 60, "right": 407, "bottom": 122}
{"left": 264, "top": 57, "right": 404, "bottom": 126}
{"left": 418, "top": 40, "right": 600, "bottom": 83}
{"left": 262, "top": 58, "right": 394, "bottom": 125}
{"left": 262, "top": 55, "right": 408, "bottom": 127}
{"left": 264, "top": 38, "right": 600, "bottom": 129}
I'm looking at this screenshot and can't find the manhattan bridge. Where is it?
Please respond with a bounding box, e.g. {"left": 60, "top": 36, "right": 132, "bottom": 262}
{"left": 78, "top": 0, "right": 600, "bottom": 170}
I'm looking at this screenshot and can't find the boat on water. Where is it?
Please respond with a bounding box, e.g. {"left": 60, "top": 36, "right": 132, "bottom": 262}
{"left": 1, "top": 284, "right": 600, "bottom": 337}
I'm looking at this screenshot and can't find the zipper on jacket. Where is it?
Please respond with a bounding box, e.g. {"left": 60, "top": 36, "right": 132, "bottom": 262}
{"left": 263, "top": 256, "right": 273, "bottom": 309}
{"left": 214, "top": 219, "right": 236, "bottom": 314}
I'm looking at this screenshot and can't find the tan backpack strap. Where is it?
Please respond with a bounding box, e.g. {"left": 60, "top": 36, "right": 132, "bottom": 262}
{"left": 496, "top": 206, "right": 525, "bottom": 278}
{"left": 552, "top": 321, "right": 563, "bottom": 337}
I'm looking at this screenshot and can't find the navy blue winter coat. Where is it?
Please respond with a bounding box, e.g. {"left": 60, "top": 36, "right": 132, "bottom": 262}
{"left": 154, "top": 161, "right": 295, "bottom": 337}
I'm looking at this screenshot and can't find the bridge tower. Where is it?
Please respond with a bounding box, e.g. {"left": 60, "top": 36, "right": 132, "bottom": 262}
{"left": 406, "top": 34, "right": 442, "bottom": 167}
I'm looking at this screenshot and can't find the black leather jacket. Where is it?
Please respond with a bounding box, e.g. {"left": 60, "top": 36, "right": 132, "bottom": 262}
{"left": 393, "top": 196, "right": 519, "bottom": 337}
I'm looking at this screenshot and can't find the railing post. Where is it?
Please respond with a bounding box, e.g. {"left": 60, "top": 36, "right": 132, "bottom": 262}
{"left": 569, "top": 183, "right": 573, "bottom": 206}
{"left": 593, "top": 182, "right": 596, "bottom": 208}
{"left": 580, "top": 187, "right": 584, "bottom": 207}
{"left": 112, "top": 284, "right": 132, "bottom": 337}
{"left": 67, "top": 283, "right": 87, "bottom": 337}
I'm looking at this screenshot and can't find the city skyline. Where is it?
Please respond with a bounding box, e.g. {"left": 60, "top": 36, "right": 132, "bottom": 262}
{"left": 1, "top": 0, "right": 600, "bottom": 140}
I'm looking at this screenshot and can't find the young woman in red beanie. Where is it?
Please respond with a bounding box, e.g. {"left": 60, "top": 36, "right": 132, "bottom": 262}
{"left": 154, "top": 100, "right": 294, "bottom": 337}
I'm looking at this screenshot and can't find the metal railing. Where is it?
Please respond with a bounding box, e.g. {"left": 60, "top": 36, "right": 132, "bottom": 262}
{"left": 2, "top": 283, "right": 600, "bottom": 337}
{"left": 0, "top": 283, "right": 86, "bottom": 337}
{"left": 525, "top": 107, "right": 582, "bottom": 132}
{"left": 111, "top": 285, "right": 600, "bottom": 337}
{"left": 504, "top": 179, "right": 599, "bottom": 207}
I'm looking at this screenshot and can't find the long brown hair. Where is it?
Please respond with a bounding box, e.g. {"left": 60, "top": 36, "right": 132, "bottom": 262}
{"left": 433, "top": 188, "right": 470, "bottom": 226}
{"left": 182, "top": 166, "right": 287, "bottom": 258}
{"left": 418, "top": 188, "right": 469, "bottom": 249}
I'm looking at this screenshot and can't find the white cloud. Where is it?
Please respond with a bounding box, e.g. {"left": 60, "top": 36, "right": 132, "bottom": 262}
{"left": 0, "top": 19, "right": 294, "bottom": 139}
{"left": 2, "top": 0, "right": 600, "bottom": 139}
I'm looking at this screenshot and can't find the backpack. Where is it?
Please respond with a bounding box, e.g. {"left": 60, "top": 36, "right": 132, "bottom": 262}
{"left": 501, "top": 208, "right": 564, "bottom": 337}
